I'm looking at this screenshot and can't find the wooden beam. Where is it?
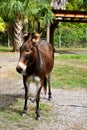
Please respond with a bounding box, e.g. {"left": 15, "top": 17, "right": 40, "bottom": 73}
{"left": 53, "top": 9, "right": 87, "bottom": 23}
{"left": 54, "top": 13, "right": 87, "bottom": 18}
{"left": 53, "top": 9, "right": 87, "bottom": 18}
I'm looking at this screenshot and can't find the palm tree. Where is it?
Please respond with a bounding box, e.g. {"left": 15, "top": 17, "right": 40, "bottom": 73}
{"left": 0, "top": 0, "right": 54, "bottom": 51}
{"left": 0, "top": 0, "right": 24, "bottom": 51}
{"left": 24, "top": 0, "right": 54, "bottom": 32}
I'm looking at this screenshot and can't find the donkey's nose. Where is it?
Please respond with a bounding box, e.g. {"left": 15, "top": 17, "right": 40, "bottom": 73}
{"left": 16, "top": 66, "right": 23, "bottom": 74}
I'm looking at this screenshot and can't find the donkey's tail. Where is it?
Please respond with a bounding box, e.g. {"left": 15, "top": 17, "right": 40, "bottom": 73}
{"left": 44, "top": 76, "right": 47, "bottom": 95}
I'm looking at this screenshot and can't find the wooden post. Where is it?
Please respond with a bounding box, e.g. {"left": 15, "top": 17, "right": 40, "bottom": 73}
{"left": 50, "top": 21, "right": 59, "bottom": 48}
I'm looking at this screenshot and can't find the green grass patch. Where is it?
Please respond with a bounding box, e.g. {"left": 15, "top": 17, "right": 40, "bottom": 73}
{"left": 0, "top": 97, "right": 51, "bottom": 130}
{"left": 51, "top": 54, "right": 87, "bottom": 89}
{"left": 0, "top": 46, "right": 12, "bottom": 52}
{"left": 0, "top": 97, "right": 50, "bottom": 121}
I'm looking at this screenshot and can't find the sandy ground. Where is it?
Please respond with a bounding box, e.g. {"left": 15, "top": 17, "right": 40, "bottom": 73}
{"left": 0, "top": 52, "right": 87, "bottom": 130}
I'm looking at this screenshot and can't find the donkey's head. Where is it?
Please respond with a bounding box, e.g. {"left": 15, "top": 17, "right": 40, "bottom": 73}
{"left": 16, "top": 33, "right": 41, "bottom": 74}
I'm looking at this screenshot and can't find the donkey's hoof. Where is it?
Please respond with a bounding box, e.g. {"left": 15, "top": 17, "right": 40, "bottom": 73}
{"left": 22, "top": 113, "right": 26, "bottom": 117}
{"left": 36, "top": 116, "right": 41, "bottom": 121}
{"left": 21, "top": 111, "right": 26, "bottom": 117}
{"left": 48, "top": 97, "right": 52, "bottom": 101}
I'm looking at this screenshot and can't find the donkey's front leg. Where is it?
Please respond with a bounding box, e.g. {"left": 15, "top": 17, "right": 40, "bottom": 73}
{"left": 22, "top": 77, "right": 29, "bottom": 116}
{"left": 35, "top": 85, "right": 42, "bottom": 120}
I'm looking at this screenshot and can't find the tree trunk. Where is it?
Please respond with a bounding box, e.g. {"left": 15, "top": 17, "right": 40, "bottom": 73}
{"left": 13, "top": 19, "right": 23, "bottom": 52}
{"left": 58, "top": 28, "right": 61, "bottom": 48}
{"left": 23, "top": 18, "right": 28, "bottom": 37}
{"left": 7, "top": 32, "right": 10, "bottom": 47}
{"left": 47, "top": 22, "right": 50, "bottom": 43}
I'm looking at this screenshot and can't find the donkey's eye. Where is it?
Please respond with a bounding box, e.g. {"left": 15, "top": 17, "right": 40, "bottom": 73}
{"left": 26, "top": 49, "right": 31, "bottom": 52}
{"left": 26, "top": 46, "right": 33, "bottom": 52}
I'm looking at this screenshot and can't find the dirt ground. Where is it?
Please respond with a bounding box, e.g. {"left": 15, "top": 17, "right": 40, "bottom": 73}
{"left": 0, "top": 52, "right": 87, "bottom": 130}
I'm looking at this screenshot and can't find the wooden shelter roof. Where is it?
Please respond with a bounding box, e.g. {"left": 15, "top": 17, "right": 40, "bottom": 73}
{"left": 53, "top": 9, "right": 87, "bottom": 23}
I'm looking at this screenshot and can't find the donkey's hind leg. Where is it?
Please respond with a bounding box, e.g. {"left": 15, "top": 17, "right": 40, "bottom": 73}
{"left": 48, "top": 73, "right": 52, "bottom": 100}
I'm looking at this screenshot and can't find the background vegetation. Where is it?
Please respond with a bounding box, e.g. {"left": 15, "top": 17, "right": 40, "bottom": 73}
{"left": 0, "top": 0, "right": 87, "bottom": 49}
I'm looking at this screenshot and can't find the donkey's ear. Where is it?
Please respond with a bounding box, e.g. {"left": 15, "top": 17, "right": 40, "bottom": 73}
{"left": 35, "top": 31, "right": 42, "bottom": 38}
{"left": 32, "top": 32, "right": 42, "bottom": 43}
{"left": 23, "top": 33, "right": 31, "bottom": 42}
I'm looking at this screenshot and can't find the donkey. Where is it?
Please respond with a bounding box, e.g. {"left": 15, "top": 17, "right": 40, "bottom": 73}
{"left": 16, "top": 32, "right": 54, "bottom": 120}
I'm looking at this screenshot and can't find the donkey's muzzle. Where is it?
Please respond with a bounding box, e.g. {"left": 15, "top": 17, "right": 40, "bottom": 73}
{"left": 16, "top": 66, "right": 23, "bottom": 74}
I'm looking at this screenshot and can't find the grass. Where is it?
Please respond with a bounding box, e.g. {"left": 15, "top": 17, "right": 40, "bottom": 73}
{"left": 51, "top": 54, "right": 87, "bottom": 89}
{"left": 0, "top": 46, "right": 12, "bottom": 52}
{"left": 0, "top": 49, "right": 87, "bottom": 129}
{"left": 0, "top": 97, "right": 50, "bottom": 130}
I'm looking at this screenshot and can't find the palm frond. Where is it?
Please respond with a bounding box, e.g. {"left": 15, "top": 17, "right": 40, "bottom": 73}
{"left": 0, "top": 0, "right": 24, "bottom": 20}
